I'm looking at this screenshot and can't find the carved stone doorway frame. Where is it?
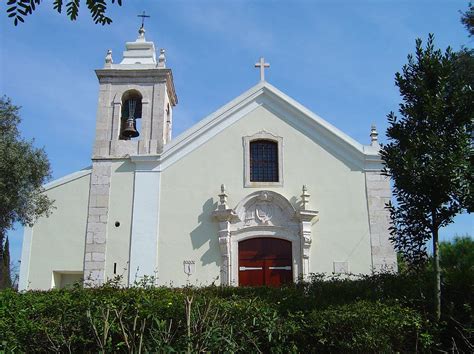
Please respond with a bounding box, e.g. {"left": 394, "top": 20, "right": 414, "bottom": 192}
{"left": 213, "top": 188, "right": 318, "bottom": 286}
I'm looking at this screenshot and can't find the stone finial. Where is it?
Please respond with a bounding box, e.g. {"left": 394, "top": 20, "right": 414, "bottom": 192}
{"left": 138, "top": 26, "right": 146, "bottom": 41}
{"left": 370, "top": 124, "right": 379, "bottom": 146}
{"left": 158, "top": 49, "right": 166, "bottom": 68}
{"left": 218, "top": 184, "right": 228, "bottom": 209}
{"left": 301, "top": 185, "right": 310, "bottom": 210}
{"left": 105, "top": 50, "right": 113, "bottom": 66}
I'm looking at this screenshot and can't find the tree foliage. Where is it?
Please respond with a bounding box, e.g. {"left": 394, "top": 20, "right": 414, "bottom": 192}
{"left": 0, "top": 238, "right": 11, "bottom": 289}
{"left": 461, "top": 2, "right": 474, "bottom": 37}
{"left": 440, "top": 235, "right": 474, "bottom": 279}
{"left": 0, "top": 96, "right": 54, "bottom": 288}
{"left": 381, "top": 34, "right": 473, "bottom": 265}
{"left": 381, "top": 35, "right": 473, "bottom": 321}
{"left": 6, "top": 0, "right": 123, "bottom": 26}
{"left": 439, "top": 236, "right": 474, "bottom": 274}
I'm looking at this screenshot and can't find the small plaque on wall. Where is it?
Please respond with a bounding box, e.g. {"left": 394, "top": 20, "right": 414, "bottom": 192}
{"left": 333, "top": 261, "right": 349, "bottom": 274}
{"left": 183, "top": 260, "right": 195, "bottom": 276}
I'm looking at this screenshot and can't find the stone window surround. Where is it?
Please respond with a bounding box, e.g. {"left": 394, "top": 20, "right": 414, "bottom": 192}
{"left": 243, "top": 130, "right": 283, "bottom": 187}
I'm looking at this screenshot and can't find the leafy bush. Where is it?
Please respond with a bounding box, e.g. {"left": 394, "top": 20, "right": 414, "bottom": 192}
{"left": 303, "top": 301, "right": 432, "bottom": 352}
{"left": 439, "top": 236, "right": 474, "bottom": 350}
{"left": 2, "top": 239, "right": 471, "bottom": 351}
{"left": 0, "top": 278, "right": 435, "bottom": 352}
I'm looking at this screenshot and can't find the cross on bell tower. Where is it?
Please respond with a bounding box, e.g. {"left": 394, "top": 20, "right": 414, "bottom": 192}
{"left": 255, "top": 57, "right": 270, "bottom": 82}
{"left": 137, "top": 11, "right": 150, "bottom": 38}
{"left": 137, "top": 10, "right": 150, "bottom": 28}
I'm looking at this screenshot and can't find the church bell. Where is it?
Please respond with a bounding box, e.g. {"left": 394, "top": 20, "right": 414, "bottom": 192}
{"left": 121, "top": 99, "right": 140, "bottom": 138}
{"left": 122, "top": 118, "right": 139, "bottom": 138}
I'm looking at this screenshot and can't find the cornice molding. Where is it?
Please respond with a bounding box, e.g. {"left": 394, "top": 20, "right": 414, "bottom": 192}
{"left": 95, "top": 68, "right": 178, "bottom": 106}
{"left": 43, "top": 168, "right": 91, "bottom": 191}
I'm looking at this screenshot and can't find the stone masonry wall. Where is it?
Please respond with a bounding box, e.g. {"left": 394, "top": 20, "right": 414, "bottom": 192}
{"left": 365, "top": 171, "right": 398, "bottom": 272}
{"left": 83, "top": 161, "right": 112, "bottom": 286}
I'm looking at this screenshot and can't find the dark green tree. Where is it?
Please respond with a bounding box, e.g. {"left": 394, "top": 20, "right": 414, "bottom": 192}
{"left": 461, "top": 2, "right": 474, "bottom": 37}
{"left": 439, "top": 235, "right": 473, "bottom": 300}
{"left": 0, "top": 96, "right": 54, "bottom": 289}
{"left": 381, "top": 35, "right": 473, "bottom": 321}
{"left": 440, "top": 235, "right": 474, "bottom": 278}
{"left": 1, "top": 237, "right": 11, "bottom": 289}
{"left": 6, "top": 0, "right": 123, "bottom": 26}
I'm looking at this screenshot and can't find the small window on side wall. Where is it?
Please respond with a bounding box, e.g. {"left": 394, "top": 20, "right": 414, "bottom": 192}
{"left": 243, "top": 131, "right": 283, "bottom": 187}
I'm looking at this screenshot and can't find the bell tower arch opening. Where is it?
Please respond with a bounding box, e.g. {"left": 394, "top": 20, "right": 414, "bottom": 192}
{"left": 120, "top": 90, "right": 143, "bottom": 140}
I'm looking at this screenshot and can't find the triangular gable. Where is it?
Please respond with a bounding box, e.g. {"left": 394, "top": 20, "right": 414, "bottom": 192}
{"left": 158, "top": 81, "right": 382, "bottom": 171}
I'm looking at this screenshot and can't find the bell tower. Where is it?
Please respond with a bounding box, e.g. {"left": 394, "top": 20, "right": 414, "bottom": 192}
{"left": 93, "top": 25, "right": 177, "bottom": 157}
{"left": 84, "top": 24, "right": 177, "bottom": 286}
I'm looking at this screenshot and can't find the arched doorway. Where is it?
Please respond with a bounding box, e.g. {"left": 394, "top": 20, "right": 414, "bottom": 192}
{"left": 213, "top": 189, "right": 318, "bottom": 285}
{"left": 238, "top": 238, "right": 292, "bottom": 287}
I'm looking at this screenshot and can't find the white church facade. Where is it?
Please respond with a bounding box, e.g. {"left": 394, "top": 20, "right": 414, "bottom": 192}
{"left": 19, "top": 27, "right": 397, "bottom": 290}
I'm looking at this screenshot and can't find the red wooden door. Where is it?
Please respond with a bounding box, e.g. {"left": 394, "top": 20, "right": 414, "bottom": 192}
{"left": 238, "top": 238, "right": 292, "bottom": 287}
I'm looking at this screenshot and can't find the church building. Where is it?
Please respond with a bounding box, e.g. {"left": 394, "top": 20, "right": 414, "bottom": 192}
{"left": 19, "top": 26, "right": 397, "bottom": 290}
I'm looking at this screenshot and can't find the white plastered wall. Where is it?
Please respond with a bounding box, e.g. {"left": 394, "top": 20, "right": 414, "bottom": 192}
{"left": 158, "top": 105, "right": 372, "bottom": 286}
{"left": 21, "top": 173, "right": 91, "bottom": 290}
{"left": 104, "top": 160, "right": 135, "bottom": 284}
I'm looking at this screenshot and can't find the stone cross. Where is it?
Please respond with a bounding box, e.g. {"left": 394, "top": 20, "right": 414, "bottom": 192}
{"left": 255, "top": 57, "right": 270, "bottom": 81}
{"left": 137, "top": 11, "right": 150, "bottom": 28}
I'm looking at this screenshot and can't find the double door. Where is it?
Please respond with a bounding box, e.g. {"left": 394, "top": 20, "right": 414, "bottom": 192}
{"left": 238, "top": 238, "right": 292, "bottom": 287}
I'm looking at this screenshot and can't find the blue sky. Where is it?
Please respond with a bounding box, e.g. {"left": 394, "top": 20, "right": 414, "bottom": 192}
{"left": 1, "top": 0, "right": 472, "bottom": 268}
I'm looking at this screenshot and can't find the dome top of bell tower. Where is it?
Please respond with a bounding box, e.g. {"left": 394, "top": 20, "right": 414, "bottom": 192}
{"left": 119, "top": 25, "right": 157, "bottom": 66}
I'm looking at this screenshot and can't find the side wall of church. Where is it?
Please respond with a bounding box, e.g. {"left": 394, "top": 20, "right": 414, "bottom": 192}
{"left": 157, "top": 105, "right": 372, "bottom": 286}
{"left": 21, "top": 173, "right": 91, "bottom": 290}
{"left": 103, "top": 160, "right": 136, "bottom": 284}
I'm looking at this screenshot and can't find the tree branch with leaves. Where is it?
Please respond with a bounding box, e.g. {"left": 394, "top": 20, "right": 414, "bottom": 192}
{"left": 6, "top": 0, "right": 123, "bottom": 26}
{"left": 461, "top": 2, "right": 474, "bottom": 37}
{"left": 0, "top": 97, "right": 54, "bottom": 288}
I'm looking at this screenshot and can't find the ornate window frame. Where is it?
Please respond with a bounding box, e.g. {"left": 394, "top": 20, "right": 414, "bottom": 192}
{"left": 243, "top": 131, "right": 283, "bottom": 187}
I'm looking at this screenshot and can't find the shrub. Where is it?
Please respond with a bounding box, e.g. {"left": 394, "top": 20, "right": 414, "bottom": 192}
{"left": 303, "top": 301, "right": 433, "bottom": 352}
{"left": 0, "top": 282, "right": 434, "bottom": 352}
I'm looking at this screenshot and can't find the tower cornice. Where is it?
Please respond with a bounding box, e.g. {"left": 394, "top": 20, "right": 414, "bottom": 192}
{"left": 95, "top": 68, "right": 178, "bottom": 106}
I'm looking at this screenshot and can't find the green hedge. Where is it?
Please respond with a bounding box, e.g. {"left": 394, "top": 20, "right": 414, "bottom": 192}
{"left": 3, "top": 240, "right": 472, "bottom": 351}
{"left": 0, "top": 278, "right": 435, "bottom": 352}
{"left": 1, "top": 269, "right": 472, "bottom": 352}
